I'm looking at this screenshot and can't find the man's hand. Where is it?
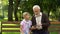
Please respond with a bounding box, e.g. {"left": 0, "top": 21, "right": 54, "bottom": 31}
{"left": 36, "top": 22, "right": 42, "bottom": 30}
{"left": 36, "top": 25, "right": 42, "bottom": 30}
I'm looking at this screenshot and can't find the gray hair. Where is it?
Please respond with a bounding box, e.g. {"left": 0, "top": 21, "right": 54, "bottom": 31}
{"left": 33, "top": 5, "right": 40, "bottom": 10}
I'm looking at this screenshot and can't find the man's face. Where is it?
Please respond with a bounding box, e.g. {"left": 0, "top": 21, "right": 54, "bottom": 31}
{"left": 33, "top": 7, "right": 40, "bottom": 15}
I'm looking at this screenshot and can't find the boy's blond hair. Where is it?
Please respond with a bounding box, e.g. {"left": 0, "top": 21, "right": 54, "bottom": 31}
{"left": 23, "top": 12, "right": 30, "bottom": 18}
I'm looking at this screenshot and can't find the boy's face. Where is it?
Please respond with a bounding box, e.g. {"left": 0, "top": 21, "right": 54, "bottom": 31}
{"left": 25, "top": 14, "right": 30, "bottom": 20}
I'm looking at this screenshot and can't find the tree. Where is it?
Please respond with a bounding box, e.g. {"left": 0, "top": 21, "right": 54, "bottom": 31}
{"left": 14, "top": 0, "right": 20, "bottom": 21}
{"left": 8, "top": 0, "right": 13, "bottom": 21}
{"left": 7, "top": 0, "right": 60, "bottom": 21}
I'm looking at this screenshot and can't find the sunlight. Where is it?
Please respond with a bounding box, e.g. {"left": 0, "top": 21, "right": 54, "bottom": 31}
{"left": 0, "top": 1, "right": 1, "bottom": 4}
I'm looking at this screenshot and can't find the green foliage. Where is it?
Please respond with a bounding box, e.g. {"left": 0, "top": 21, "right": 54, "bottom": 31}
{"left": 0, "top": 0, "right": 60, "bottom": 21}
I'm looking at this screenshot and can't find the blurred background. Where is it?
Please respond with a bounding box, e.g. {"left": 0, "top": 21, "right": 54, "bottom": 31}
{"left": 0, "top": 0, "right": 60, "bottom": 34}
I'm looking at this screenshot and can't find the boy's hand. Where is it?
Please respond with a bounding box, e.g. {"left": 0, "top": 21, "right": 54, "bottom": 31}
{"left": 31, "top": 26, "right": 36, "bottom": 30}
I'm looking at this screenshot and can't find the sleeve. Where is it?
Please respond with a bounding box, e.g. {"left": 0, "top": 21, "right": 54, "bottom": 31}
{"left": 29, "top": 21, "right": 32, "bottom": 29}
{"left": 20, "top": 21, "right": 24, "bottom": 26}
{"left": 42, "top": 14, "right": 50, "bottom": 28}
{"left": 30, "top": 21, "right": 32, "bottom": 26}
{"left": 31, "top": 16, "right": 34, "bottom": 26}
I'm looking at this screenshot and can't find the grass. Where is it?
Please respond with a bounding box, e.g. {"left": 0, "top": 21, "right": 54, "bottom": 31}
{"left": 50, "top": 32, "right": 58, "bottom": 34}
{"left": 2, "top": 32, "right": 20, "bottom": 34}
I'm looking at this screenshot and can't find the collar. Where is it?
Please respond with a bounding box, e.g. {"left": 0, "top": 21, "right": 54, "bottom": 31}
{"left": 23, "top": 19, "right": 29, "bottom": 22}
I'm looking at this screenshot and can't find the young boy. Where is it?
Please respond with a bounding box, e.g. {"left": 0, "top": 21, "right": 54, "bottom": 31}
{"left": 20, "top": 12, "right": 32, "bottom": 34}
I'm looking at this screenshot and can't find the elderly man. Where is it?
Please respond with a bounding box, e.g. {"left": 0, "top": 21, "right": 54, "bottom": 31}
{"left": 31, "top": 5, "right": 50, "bottom": 34}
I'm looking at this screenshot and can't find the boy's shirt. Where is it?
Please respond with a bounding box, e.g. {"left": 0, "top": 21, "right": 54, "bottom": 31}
{"left": 20, "top": 19, "right": 32, "bottom": 32}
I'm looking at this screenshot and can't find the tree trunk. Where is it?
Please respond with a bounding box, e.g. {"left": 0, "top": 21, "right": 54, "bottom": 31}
{"left": 14, "top": 0, "right": 20, "bottom": 21}
{"left": 8, "top": 0, "right": 13, "bottom": 21}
